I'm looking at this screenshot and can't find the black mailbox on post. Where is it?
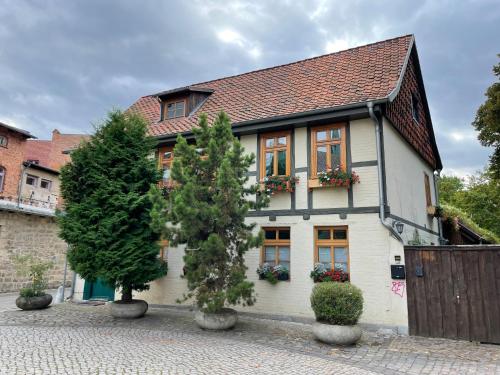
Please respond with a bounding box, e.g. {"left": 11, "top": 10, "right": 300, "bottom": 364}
{"left": 391, "top": 265, "right": 406, "bottom": 280}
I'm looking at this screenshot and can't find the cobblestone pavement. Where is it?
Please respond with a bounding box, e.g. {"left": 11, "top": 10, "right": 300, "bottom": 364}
{"left": 0, "top": 303, "right": 499, "bottom": 374}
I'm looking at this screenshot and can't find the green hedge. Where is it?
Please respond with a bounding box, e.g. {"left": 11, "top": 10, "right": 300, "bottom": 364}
{"left": 310, "top": 282, "right": 363, "bottom": 325}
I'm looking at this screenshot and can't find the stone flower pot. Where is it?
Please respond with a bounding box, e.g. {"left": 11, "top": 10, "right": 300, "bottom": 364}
{"left": 16, "top": 294, "right": 52, "bottom": 310}
{"left": 312, "top": 321, "right": 362, "bottom": 345}
{"left": 110, "top": 299, "right": 148, "bottom": 319}
{"left": 195, "top": 308, "right": 238, "bottom": 330}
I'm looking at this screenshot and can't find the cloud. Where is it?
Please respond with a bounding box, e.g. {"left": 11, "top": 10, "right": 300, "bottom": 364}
{"left": 0, "top": 0, "right": 497, "bottom": 177}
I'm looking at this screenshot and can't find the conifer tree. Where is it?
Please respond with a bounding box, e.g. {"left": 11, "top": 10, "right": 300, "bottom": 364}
{"left": 164, "top": 111, "right": 268, "bottom": 313}
{"left": 58, "top": 111, "right": 167, "bottom": 302}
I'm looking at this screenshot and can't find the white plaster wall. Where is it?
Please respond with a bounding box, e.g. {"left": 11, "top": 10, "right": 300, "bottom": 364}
{"left": 295, "top": 171, "right": 308, "bottom": 209}
{"left": 240, "top": 134, "right": 257, "bottom": 172}
{"left": 294, "top": 127, "right": 308, "bottom": 169}
{"left": 312, "top": 188, "right": 348, "bottom": 208}
{"left": 352, "top": 166, "right": 379, "bottom": 207}
{"left": 383, "top": 117, "right": 439, "bottom": 244}
{"left": 135, "top": 213, "right": 408, "bottom": 330}
{"left": 350, "top": 118, "right": 377, "bottom": 162}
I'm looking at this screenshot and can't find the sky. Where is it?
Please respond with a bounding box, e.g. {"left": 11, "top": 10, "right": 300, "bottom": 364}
{"left": 0, "top": 0, "right": 498, "bottom": 177}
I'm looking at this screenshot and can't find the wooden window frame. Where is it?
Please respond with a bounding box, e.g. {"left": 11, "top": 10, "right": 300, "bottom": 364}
{"left": 310, "top": 123, "right": 347, "bottom": 179}
{"left": 261, "top": 227, "right": 291, "bottom": 273}
{"left": 424, "top": 173, "right": 432, "bottom": 208}
{"left": 158, "top": 146, "right": 175, "bottom": 187}
{"left": 259, "top": 131, "right": 291, "bottom": 181}
{"left": 314, "top": 226, "right": 349, "bottom": 273}
{"left": 0, "top": 135, "right": 7, "bottom": 148}
{"left": 164, "top": 99, "right": 187, "bottom": 120}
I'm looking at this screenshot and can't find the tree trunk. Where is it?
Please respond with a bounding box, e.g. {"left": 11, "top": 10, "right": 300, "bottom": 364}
{"left": 121, "top": 286, "right": 132, "bottom": 302}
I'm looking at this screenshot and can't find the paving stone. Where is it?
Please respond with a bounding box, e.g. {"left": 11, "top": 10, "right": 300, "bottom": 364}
{"left": 0, "top": 303, "right": 499, "bottom": 374}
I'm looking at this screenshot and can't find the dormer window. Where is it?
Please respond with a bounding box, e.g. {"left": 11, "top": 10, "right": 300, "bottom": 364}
{"left": 166, "top": 100, "right": 186, "bottom": 119}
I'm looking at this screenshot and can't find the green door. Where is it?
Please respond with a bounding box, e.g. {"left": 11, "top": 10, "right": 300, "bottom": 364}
{"left": 83, "top": 278, "right": 115, "bottom": 301}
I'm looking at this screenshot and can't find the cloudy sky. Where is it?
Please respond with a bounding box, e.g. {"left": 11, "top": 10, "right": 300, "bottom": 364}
{"left": 0, "top": 1, "right": 498, "bottom": 176}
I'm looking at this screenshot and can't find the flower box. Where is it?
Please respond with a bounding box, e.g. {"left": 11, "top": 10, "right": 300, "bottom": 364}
{"left": 257, "top": 263, "right": 289, "bottom": 284}
{"left": 262, "top": 176, "right": 299, "bottom": 195}
{"left": 310, "top": 263, "right": 349, "bottom": 283}
{"left": 308, "top": 168, "right": 359, "bottom": 190}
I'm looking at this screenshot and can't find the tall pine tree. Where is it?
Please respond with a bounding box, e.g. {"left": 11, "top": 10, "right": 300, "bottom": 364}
{"left": 164, "top": 111, "right": 268, "bottom": 313}
{"left": 58, "top": 111, "right": 167, "bottom": 302}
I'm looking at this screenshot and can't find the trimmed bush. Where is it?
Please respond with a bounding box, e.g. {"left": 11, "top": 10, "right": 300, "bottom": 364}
{"left": 310, "top": 282, "right": 363, "bottom": 325}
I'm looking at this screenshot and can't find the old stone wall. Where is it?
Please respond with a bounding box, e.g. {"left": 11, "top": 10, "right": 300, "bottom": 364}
{"left": 0, "top": 209, "right": 71, "bottom": 292}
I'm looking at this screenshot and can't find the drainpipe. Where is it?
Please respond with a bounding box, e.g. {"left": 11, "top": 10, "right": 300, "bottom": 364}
{"left": 433, "top": 170, "right": 445, "bottom": 244}
{"left": 367, "top": 102, "right": 403, "bottom": 243}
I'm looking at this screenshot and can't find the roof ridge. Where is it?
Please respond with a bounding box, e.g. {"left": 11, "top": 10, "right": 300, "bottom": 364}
{"left": 175, "top": 34, "right": 414, "bottom": 90}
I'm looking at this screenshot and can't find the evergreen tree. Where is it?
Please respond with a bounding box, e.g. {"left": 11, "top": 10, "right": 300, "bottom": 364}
{"left": 164, "top": 111, "right": 268, "bottom": 313}
{"left": 58, "top": 111, "right": 167, "bottom": 302}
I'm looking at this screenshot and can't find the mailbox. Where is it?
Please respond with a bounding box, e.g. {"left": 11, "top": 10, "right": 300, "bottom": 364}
{"left": 390, "top": 264, "right": 406, "bottom": 280}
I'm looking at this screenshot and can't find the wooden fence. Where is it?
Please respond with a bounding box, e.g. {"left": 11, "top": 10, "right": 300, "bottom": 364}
{"left": 405, "top": 245, "right": 500, "bottom": 343}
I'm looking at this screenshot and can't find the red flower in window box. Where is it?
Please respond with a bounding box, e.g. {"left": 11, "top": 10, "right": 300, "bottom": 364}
{"left": 263, "top": 176, "right": 299, "bottom": 195}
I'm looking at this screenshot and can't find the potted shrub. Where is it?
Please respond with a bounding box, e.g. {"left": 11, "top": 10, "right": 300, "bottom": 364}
{"left": 58, "top": 111, "right": 168, "bottom": 319}
{"left": 163, "top": 112, "right": 269, "bottom": 330}
{"left": 310, "top": 282, "right": 364, "bottom": 345}
{"left": 257, "top": 263, "right": 289, "bottom": 284}
{"left": 13, "top": 255, "right": 53, "bottom": 310}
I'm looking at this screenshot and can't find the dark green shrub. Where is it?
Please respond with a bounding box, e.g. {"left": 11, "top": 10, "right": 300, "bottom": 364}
{"left": 310, "top": 282, "right": 363, "bottom": 325}
{"left": 19, "top": 288, "right": 40, "bottom": 298}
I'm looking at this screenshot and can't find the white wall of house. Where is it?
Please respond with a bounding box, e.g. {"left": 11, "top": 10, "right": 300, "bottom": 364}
{"left": 133, "top": 213, "right": 407, "bottom": 332}
{"left": 383, "top": 117, "right": 440, "bottom": 245}
{"left": 72, "top": 116, "right": 444, "bottom": 333}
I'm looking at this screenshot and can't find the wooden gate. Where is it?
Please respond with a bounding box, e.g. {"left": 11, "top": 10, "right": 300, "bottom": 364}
{"left": 405, "top": 245, "right": 500, "bottom": 343}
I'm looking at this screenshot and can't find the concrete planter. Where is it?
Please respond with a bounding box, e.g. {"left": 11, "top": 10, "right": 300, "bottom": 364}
{"left": 195, "top": 308, "right": 238, "bottom": 330}
{"left": 110, "top": 300, "right": 148, "bottom": 319}
{"left": 16, "top": 294, "right": 52, "bottom": 310}
{"left": 312, "top": 321, "right": 362, "bottom": 345}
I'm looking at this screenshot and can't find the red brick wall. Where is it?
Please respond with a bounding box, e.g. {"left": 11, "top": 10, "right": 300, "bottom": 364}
{"left": 0, "top": 127, "right": 27, "bottom": 198}
{"left": 385, "top": 50, "right": 437, "bottom": 169}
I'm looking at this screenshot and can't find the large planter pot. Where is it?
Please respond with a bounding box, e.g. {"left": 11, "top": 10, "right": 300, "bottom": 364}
{"left": 195, "top": 308, "right": 237, "bottom": 330}
{"left": 16, "top": 294, "right": 52, "bottom": 310}
{"left": 312, "top": 321, "right": 362, "bottom": 345}
{"left": 110, "top": 299, "right": 148, "bottom": 319}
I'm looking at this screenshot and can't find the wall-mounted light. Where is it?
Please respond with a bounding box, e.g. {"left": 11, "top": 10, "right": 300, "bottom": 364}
{"left": 392, "top": 220, "right": 404, "bottom": 235}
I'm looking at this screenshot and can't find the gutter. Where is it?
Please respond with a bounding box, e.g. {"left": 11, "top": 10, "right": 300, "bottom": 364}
{"left": 433, "top": 170, "right": 446, "bottom": 244}
{"left": 368, "top": 101, "right": 403, "bottom": 243}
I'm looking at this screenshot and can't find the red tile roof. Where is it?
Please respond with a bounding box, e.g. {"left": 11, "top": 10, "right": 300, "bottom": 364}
{"left": 24, "top": 130, "right": 89, "bottom": 171}
{"left": 128, "top": 35, "right": 414, "bottom": 137}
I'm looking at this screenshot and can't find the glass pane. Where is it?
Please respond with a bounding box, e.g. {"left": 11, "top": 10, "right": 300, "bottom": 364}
{"left": 279, "top": 247, "right": 290, "bottom": 261}
{"left": 278, "top": 136, "right": 287, "bottom": 145}
{"left": 278, "top": 229, "right": 290, "bottom": 240}
{"left": 265, "top": 138, "right": 274, "bottom": 148}
{"left": 318, "top": 247, "right": 331, "bottom": 263}
{"left": 264, "top": 230, "right": 276, "bottom": 240}
{"left": 264, "top": 247, "right": 276, "bottom": 265}
{"left": 317, "top": 229, "right": 330, "bottom": 240}
{"left": 316, "top": 131, "right": 327, "bottom": 141}
{"left": 265, "top": 152, "right": 274, "bottom": 176}
{"left": 330, "top": 128, "right": 341, "bottom": 140}
{"left": 277, "top": 150, "right": 286, "bottom": 175}
{"left": 334, "top": 247, "right": 348, "bottom": 263}
{"left": 316, "top": 146, "right": 327, "bottom": 172}
{"left": 167, "top": 103, "right": 175, "bottom": 118}
{"left": 333, "top": 229, "right": 347, "bottom": 240}
{"left": 330, "top": 144, "right": 341, "bottom": 169}
{"left": 162, "top": 166, "right": 171, "bottom": 182}
{"left": 175, "top": 102, "right": 184, "bottom": 117}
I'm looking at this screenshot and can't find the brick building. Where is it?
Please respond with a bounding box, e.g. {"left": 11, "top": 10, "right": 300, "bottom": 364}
{"left": 0, "top": 122, "right": 34, "bottom": 199}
